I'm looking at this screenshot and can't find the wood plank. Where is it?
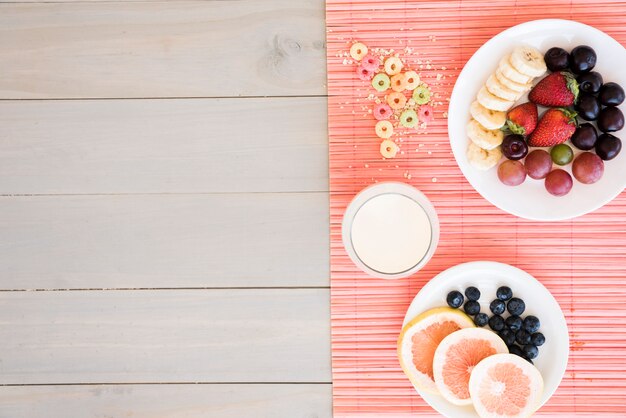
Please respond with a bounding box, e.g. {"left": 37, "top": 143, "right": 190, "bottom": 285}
{"left": 0, "top": 384, "right": 332, "bottom": 418}
{"left": 0, "top": 289, "right": 331, "bottom": 384}
{"left": 0, "top": 1, "right": 326, "bottom": 99}
{"left": 0, "top": 98, "right": 328, "bottom": 194}
{"left": 0, "top": 194, "right": 329, "bottom": 289}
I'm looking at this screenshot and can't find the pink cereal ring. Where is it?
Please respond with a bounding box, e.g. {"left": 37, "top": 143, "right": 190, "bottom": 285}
{"left": 356, "top": 66, "right": 374, "bottom": 81}
{"left": 361, "top": 54, "right": 380, "bottom": 71}
{"left": 373, "top": 103, "right": 393, "bottom": 120}
{"left": 418, "top": 104, "right": 434, "bottom": 124}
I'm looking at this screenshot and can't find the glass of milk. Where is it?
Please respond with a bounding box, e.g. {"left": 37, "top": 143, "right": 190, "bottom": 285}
{"left": 342, "top": 182, "right": 440, "bottom": 279}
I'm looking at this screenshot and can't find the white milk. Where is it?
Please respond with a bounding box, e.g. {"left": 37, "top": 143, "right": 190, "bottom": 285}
{"left": 350, "top": 193, "right": 432, "bottom": 275}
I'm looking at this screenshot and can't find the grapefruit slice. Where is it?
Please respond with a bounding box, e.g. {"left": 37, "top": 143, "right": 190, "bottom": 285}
{"left": 469, "top": 353, "right": 544, "bottom": 418}
{"left": 397, "top": 307, "right": 474, "bottom": 394}
{"left": 432, "top": 328, "right": 508, "bottom": 405}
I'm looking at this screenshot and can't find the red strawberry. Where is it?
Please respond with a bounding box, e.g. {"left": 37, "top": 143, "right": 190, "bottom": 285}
{"left": 529, "top": 72, "right": 579, "bottom": 107}
{"left": 528, "top": 108, "right": 578, "bottom": 147}
{"left": 506, "top": 102, "right": 538, "bottom": 136}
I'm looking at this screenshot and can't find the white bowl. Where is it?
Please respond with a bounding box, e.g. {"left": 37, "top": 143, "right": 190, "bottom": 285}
{"left": 342, "top": 182, "right": 440, "bottom": 279}
{"left": 402, "top": 261, "right": 569, "bottom": 418}
{"left": 448, "top": 19, "right": 626, "bottom": 220}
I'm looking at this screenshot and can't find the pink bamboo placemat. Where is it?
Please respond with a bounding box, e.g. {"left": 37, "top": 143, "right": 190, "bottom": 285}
{"left": 327, "top": 1, "right": 626, "bottom": 416}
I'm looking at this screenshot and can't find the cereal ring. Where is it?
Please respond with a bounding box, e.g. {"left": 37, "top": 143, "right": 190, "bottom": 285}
{"left": 390, "top": 73, "right": 407, "bottom": 92}
{"left": 404, "top": 71, "right": 420, "bottom": 90}
{"left": 387, "top": 92, "right": 407, "bottom": 110}
{"left": 412, "top": 85, "right": 431, "bottom": 105}
{"left": 375, "top": 120, "right": 394, "bottom": 139}
{"left": 384, "top": 57, "right": 403, "bottom": 75}
{"left": 380, "top": 140, "right": 399, "bottom": 158}
{"left": 356, "top": 66, "right": 374, "bottom": 81}
{"left": 418, "top": 104, "right": 434, "bottom": 124}
{"left": 372, "top": 73, "right": 391, "bottom": 92}
{"left": 350, "top": 43, "right": 368, "bottom": 61}
{"left": 361, "top": 54, "right": 380, "bottom": 71}
{"left": 400, "top": 109, "right": 418, "bottom": 128}
{"left": 373, "top": 103, "right": 393, "bottom": 120}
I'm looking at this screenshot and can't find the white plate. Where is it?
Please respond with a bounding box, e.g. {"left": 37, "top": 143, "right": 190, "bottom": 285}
{"left": 448, "top": 19, "right": 626, "bottom": 220}
{"left": 402, "top": 261, "right": 569, "bottom": 418}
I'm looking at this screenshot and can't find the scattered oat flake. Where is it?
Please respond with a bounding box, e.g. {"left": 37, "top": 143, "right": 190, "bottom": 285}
{"left": 432, "top": 177, "right": 438, "bottom": 182}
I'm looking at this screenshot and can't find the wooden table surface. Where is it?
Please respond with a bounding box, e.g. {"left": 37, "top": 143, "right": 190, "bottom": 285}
{"left": 0, "top": 1, "right": 332, "bottom": 416}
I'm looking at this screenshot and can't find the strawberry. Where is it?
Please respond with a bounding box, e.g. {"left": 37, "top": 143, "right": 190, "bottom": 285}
{"left": 529, "top": 72, "right": 579, "bottom": 107}
{"left": 506, "top": 102, "right": 538, "bottom": 136}
{"left": 527, "top": 108, "right": 578, "bottom": 147}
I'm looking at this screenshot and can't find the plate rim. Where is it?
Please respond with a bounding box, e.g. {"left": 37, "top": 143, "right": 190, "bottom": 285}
{"left": 448, "top": 18, "right": 626, "bottom": 221}
{"left": 402, "top": 260, "right": 570, "bottom": 418}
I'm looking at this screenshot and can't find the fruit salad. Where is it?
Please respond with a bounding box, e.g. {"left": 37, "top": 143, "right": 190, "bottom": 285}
{"left": 349, "top": 41, "right": 435, "bottom": 159}
{"left": 467, "top": 44, "right": 623, "bottom": 197}
{"left": 398, "top": 285, "right": 546, "bottom": 418}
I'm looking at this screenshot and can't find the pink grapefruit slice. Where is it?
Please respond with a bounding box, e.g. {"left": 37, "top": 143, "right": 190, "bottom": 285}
{"left": 433, "top": 328, "right": 508, "bottom": 405}
{"left": 397, "top": 307, "right": 474, "bottom": 394}
{"left": 469, "top": 353, "right": 544, "bottom": 418}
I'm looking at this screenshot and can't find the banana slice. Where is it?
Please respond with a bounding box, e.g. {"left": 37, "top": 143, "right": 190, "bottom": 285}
{"left": 495, "top": 69, "right": 532, "bottom": 93}
{"left": 498, "top": 55, "right": 532, "bottom": 85}
{"left": 477, "top": 85, "right": 515, "bottom": 112}
{"left": 467, "top": 141, "right": 502, "bottom": 171}
{"left": 466, "top": 119, "right": 504, "bottom": 150}
{"left": 470, "top": 100, "right": 506, "bottom": 130}
{"left": 485, "top": 74, "right": 521, "bottom": 102}
{"left": 510, "top": 46, "right": 547, "bottom": 78}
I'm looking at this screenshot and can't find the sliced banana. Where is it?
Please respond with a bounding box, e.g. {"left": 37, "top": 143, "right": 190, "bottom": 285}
{"left": 495, "top": 69, "right": 532, "bottom": 93}
{"left": 470, "top": 100, "right": 506, "bottom": 130}
{"left": 477, "top": 85, "right": 515, "bottom": 112}
{"left": 510, "top": 46, "right": 547, "bottom": 78}
{"left": 498, "top": 55, "right": 532, "bottom": 85}
{"left": 467, "top": 141, "right": 502, "bottom": 171}
{"left": 485, "top": 74, "right": 521, "bottom": 102}
{"left": 466, "top": 119, "right": 504, "bottom": 150}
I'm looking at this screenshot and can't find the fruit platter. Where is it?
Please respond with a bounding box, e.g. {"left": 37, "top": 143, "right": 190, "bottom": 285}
{"left": 399, "top": 261, "right": 569, "bottom": 418}
{"left": 448, "top": 19, "right": 626, "bottom": 220}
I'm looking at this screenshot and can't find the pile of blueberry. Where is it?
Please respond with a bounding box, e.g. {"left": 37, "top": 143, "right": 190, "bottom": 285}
{"left": 446, "top": 286, "right": 545, "bottom": 363}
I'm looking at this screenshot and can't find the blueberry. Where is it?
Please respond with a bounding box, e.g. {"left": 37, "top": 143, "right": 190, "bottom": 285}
{"left": 523, "top": 315, "right": 541, "bottom": 333}
{"left": 474, "top": 313, "right": 489, "bottom": 327}
{"left": 496, "top": 286, "right": 513, "bottom": 301}
{"left": 490, "top": 299, "right": 506, "bottom": 315}
{"left": 523, "top": 344, "right": 539, "bottom": 360}
{"left": 488, "top": 315, "right": 505, "bottom": 331}
{"left": 507, "top": 297, "right": 526, "bottom": 316}
{"left": 516, "top": 330, "right": 531, "bottom": 345}
{"left": 464, "top": 300, "right": 481, "bottom": 316}
{"left": 465, "top": 286, "right": 481, "bottom": 301}
{"left": 505, "top": 315, "right": 523, "bottom": 331}
{"left": 446, "top": 291, "right": 464, "bottom": 308}
{"left": 499, "top": 329, "right": 516, "bottom": 346}
{"left": 508, "top": 344, "right": 525, "bottom": 358}
{"left": 531, "top": 332, "right": 546, "bottom": 346}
